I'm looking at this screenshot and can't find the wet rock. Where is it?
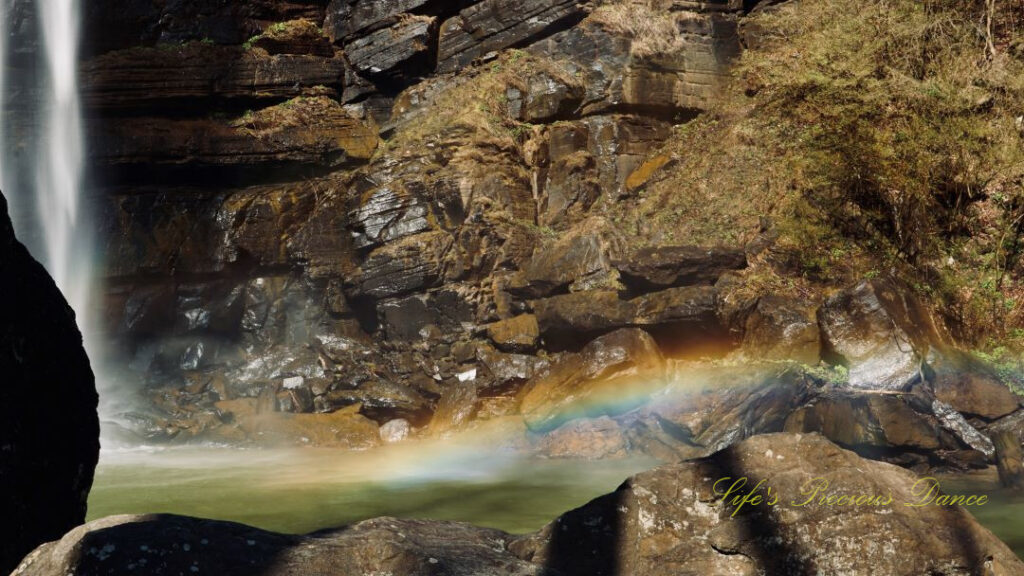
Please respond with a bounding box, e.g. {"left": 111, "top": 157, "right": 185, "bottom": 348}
{"left": 379, "top": 289, "right": 475, "bottom": 342}
{"left": 932, "top": 399, "right": 996, "bottom": 458}
{"left": 237, "top": 407, "right": 381, "bottom": 448}
{"left": 613, "top": 245, "right": 747, "bottom": 292}
{"left": 519, "top": 328, "right": 666, "bottom": 431}
{"left": 324, "top": 0, "right": 433, "bottom": 43}
{"left": 476, "top": 344, "right": 549, "bottom": 395}
{"left": 990, "top": 409, "right": 1024, "bottom": 446}
{"left": 327, "top": 379, "right": 433, "bottom": 426}
{"left": 437, "top": 0, "right": 589, "bottom": 73}
{"left": 429, "top": 381, "right": 479, "bottom": 436}
{"left": 351, "top": 232, "right": 452, "bottom": 299}
{"left": 486, "top": 314, "right": 540, "bottom": 353}
{"left": 819, "top": 279, "right": 945, "bottom": 391}
{"left": 537, "top": 416, "right": 630, "bottom": 459}
{"left": 512, "top": 433, "right": 1024, "bottom": 576}
{"left": 84, "top": 1, "right": 329, "bottom": 54}
{"left": 380, "top": 418, "right": 412, "bottom": 443}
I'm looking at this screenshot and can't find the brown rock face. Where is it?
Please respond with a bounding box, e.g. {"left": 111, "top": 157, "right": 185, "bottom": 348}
{"left": 0, "top": 192, "right": 100, "bottom": 574}
{"left": 17, "top": 435, "right": 1023, "bottom": 576}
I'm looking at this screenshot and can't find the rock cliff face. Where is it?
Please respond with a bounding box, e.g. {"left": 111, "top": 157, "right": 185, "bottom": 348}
{"left": 80, "top": 0, "right": 758, "bottom": 445}
{"left": 76, "top": 0, "right": 1024, "bottom": 472}
{"left": 0, "top": 192, "right": 100, "bottom": 574}
{"left": 14, "top": 434, "right": 1024, "bottom": 576}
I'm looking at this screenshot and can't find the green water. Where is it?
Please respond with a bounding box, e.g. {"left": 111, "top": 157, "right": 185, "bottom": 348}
{"left": 88, "top": 444, "right": 1024, "bottom": 560}
{"left": 939, "top": 471, "right": 1024, "bottom": 559}
{"left": 88, "top": 442, "right": 656, "bottom": 535}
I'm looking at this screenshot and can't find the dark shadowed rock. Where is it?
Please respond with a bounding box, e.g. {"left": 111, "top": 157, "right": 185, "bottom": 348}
{"left": 82, "top": 44, "right": 345, "bottom": 112}
{"left": 512, "top": 433, "right": 1024, "bottom": 576}
{"left": 15, "top": 514, "right": 544, "bottom": 576}
{"left": 992, "top": 429, "right": 1024, "bottom": 489}
{"left": 0, "top": 191, "right": 100, "bottom": 574}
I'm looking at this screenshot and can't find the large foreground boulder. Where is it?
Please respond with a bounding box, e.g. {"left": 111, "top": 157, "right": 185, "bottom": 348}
{"left": 515, "top": 433, "right": 1023, "bottom": 576}
{"left": 15, "top": 434, "right": 1023, "bottom": 576}
{"left": 0, "top": 192, "right": 100, "bottom": 574}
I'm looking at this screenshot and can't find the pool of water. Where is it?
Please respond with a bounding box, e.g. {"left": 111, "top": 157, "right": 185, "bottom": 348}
{"left": 939, "top": 470, "right": 1024, "bottom": 559}
{"left": 88, "top": 443, "right": 1024, "bottom": 560}
{"left": 88, "top": 440, "right": 656, "bottom": 535}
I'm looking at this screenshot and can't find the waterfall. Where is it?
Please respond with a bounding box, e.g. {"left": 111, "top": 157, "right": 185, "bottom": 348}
{"left": 2, "top": 1, "right": 107, "bottom": 420}
{"left": 36, "top": 0, "right": 88, "bottom": 315}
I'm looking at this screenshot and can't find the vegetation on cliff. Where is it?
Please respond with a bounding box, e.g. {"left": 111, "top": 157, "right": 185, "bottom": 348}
{"left": 622, "top": 0, "right": 1024, "bottom": 350}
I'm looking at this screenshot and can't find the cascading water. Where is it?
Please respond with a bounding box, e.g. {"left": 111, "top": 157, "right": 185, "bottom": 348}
{"left": 35, "top": 0, "right": 87, "bottom": 317}
{"left": 1, "top": 0, "right": 110, "bottom": 423}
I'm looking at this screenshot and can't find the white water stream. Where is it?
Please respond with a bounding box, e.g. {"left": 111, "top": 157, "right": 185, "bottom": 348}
{"left": 1, "top": 0, "right": 107, "bottom": 416}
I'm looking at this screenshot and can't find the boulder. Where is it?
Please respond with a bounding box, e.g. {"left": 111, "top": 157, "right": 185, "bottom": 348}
{"left": 784, "top": 392, "right": 944, "bottom": 452}
{"left": 512, "top": 433, "right": 1024, "bottom": 576}
{"left": 819, "top": 279, "right": 945, "bottom": 391}
{"left": 929, "top": 351, "right": 1021, "bottom": 420}
{"left": 429, "top": 381, "right": 479, "bottom": 436}
{"left": 380, "top": 418, "right": 412, "bottom": 443}
{"left": 519, "top": 328, "right": 666, "bottom": 431}
{"left": 0, "top": 192, "right": 100, "bottom": 574}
